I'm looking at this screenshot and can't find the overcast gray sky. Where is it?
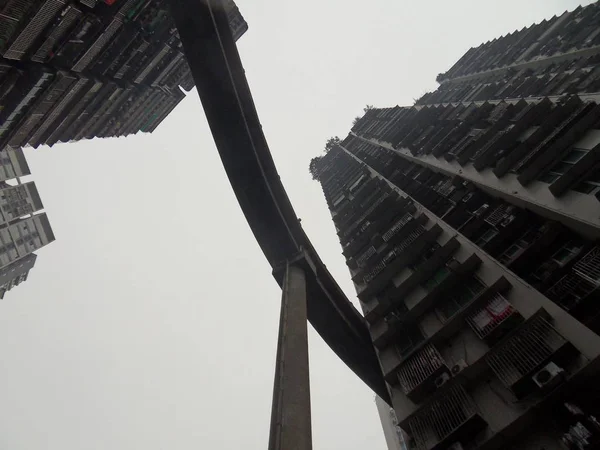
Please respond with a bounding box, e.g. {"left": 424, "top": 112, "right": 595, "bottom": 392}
{"left": 0, "top": 1, "right": 593, "bottom": 449}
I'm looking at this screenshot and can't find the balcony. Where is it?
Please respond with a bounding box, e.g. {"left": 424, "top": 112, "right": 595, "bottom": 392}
{"left": 378, "top": 277, "right": 511, "bottom": 389}
{"left": 359, "top": 225, "right": 443, "bottom": 302}
{"left": 546, "top": 272, "right": 597, "bottom": 311}
{"left": 515, "top": 102, "right": 599, "bottom": 184}
{"left": 338, "top": 192, "right": 392, "bottom": 243}
{"left": 397, "top": 344, "right": 450, "bottom": 403}
{"left": 406, "top": 385, "right": 487, "bottom": 450}
{"left": 382, "top": 212, "right": 413, "bottom": 243}
{"left": 3, "top": 0, "right": 66, "bottom": 61}
{"left": 31, "top": 4, "right": 82, "bottom": 63}
{"left": 485, "top": 313, "right": 578, "bottom": 399}
{"left": 573, "top": 246, "right": 600, "bottom": 286}
{"left": 466, "top": 292, "right": 523, "bottom": 345}
{"left": 369, "top": 241, "right": 464, "bottom": 345}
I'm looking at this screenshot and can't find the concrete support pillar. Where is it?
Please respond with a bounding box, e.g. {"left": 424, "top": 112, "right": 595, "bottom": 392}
{"left": 268, "top": 262, "right": 312, "bottom": 450}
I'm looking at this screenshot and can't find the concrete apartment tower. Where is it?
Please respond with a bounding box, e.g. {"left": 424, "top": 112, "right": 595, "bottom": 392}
{"left": 311, "top": 2, "right": 600, "bottom": 449}
{"left": 0, "top": 0, "right": 247, "bottom": 149}
{"left": 0, "top": 0, "right": 247, "bottom": 297}
{"left": 0, "top": 153, "right": 54, "bottom": 298}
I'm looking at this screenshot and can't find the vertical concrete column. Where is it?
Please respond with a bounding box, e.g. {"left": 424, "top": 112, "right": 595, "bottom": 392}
{"left": 268, "top": 262, "right": 312, "bottom": 450}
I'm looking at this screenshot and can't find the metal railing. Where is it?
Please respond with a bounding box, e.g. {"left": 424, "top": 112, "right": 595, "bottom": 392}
{"left": 486, "top": 316, "right": 567, "bottom": 389}
{"left": 546, "top": 272, "right": 596, "bottom": 310}
{"left": 363, "top": 226, "right": 425, "bottom": 284}
{"left": 397, "top": 344, "right": 446, "bottom": 397}
{"left": 134, "top": 44, "right": 171, "bottom": 84}
{"left": 484, "top": 204, "right": 513, "bottom": 227}
{"left": 387, "top": 226, "right": 426, "bottom": 259}
{"left": 382, "top": 213, "right": 412, "bottom": 242}
{"left": 72, "top": 18, "right": 122, "bottom": 72}
{"left": 466, "top": 292, "right": 517, "bottom": 340}
{"left": 3, "top": 0, "right": 66, "bottom": 60}
{"left": 363, "top": 260, "right": 387, "bottom": 284}
{"left": 573, "top": 246, "right": 600, "bottom": 286}
{"left": 435, "top": 179, "right": 455, "bottom": 197}
{"left": 31, "top": 4, "right": 82, "bottom": 63}
{"left": 407, "top": 385, "right": 479, "bottom": 450}
{"left": 356, "top": 245, "right": 376, "bottom": 268}
{"left": 28, "top": 76, "right": 89, "bottom": 147}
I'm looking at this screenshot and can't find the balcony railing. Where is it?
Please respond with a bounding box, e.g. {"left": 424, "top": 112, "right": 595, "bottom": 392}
{"left": 356, "top": 245, "right": 376, "bottom": 268}
{"left": 546, "top": 272, "right": 597, "bottom": 311}
{"left": 31, "top": 4, "right": 82, "bottom": 63}
{"left": 388, "top": 226, "right": 426, "bottom": 259}
{"left": 486, "top": 315, "right": 572, "bottom": 398}
{"left": 72, "top": 18, "right": 122, "bottom": 72}
{"left": 342, "top": 192, "right": 389, "bottom": 240}
{"left": 363, "top": 260, "right": 387, "bottom": 285}
{"left": 407, "top": 385, "right": 483, "bottom": 450}
{"left": 397, "top": 344, "right": 448, "bottom": 402}
{"left": 466, "top": 293, "right": 519, "bottom": 340}
{"left": 434, "top": 179, "right": 455, "bottom": 197}
{"left": 363, "top": 226, "right": 426, "bottom": 285}
{"left": 382, "top": 213, "right": 412, "bottom": 242}
{"left": 483, "top": 204, "right": 514, "bottom": 227}
{"left": 573, "top": 246, "right": 600, "bottom": 286}
{"left": 3, "top": 0, "right": 66, "bottom": 60}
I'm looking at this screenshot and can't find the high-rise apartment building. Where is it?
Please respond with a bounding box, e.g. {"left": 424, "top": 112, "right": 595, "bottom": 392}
{"left": 0, "top": 158, "right": 54, "bottom": 299}
{"left": 312, "top": 2, "right": 600, "bottom": 449}
{"left": 0, "top": 0, "right": 247, "bottom": 151}
{"left": 0, "top": 0, "right": 247, "bottom": 297}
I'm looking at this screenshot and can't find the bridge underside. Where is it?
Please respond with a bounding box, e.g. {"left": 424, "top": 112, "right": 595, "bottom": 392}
{"left": 168, "top": 0, "right": 389, "bottom": 403}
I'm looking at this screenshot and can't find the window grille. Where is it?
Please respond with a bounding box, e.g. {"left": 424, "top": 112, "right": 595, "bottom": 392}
{"left": 407, "top": 385, "right": 480, "bottom": 450}
{"left": 486, "top": 316, "right": 567, "bottom": 390}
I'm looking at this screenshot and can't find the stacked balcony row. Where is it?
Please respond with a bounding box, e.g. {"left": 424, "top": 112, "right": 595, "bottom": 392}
{"left": 0, "top": 0, "right": 249, "bottom": 146}
{"left": 0, "top": 61, "right": 183, "bottom": 149}
{"left": 438, "top": 3, "right": 600, "bottom": 83}
{"left": 418, "top": 53, "right": 600, "bottom": 105}
{"left": 353, "top": 98, "right": 600, "bottom": 202}
{"left": 0, "top": 0, "right": 194, "bottom": 87}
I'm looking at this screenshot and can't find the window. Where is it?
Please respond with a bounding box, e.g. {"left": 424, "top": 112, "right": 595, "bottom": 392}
{"left": 497, "top": 227, "right": 539, "bottom": 264}
{"left": 552, "top": 241, "right": 583, "bottom": 266}
{"left": 498, "top": 243, "right": 525, "bottom": 265}
{"left": 538, "top": 148, "right": 589, "bottom": 183}
{"left": 475, "top": 228, "right": 499, "bottom": 246}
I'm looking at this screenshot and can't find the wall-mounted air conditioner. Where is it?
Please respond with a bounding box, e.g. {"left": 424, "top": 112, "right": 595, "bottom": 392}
{"left": 451, "top": 359, "right": 469, "bottom": 376}
{"left": 434, "top": 372, "right": 451, "bottom": 389}
{"left": 533, "top": 362, "right": 565, "bottom": 390}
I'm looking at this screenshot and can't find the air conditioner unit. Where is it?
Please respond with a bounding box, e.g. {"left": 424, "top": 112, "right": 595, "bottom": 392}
{"left": 451, "top": 359, "right": 469, "bottom": 376}
{"left": 434, "top": 372, "right": 451, "bottom": 389}
{"left": 448, "top": 443, "right": 464, "bottom": 450}
{"left": 533, "top": 362, "right": 565, "bottom": 389}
